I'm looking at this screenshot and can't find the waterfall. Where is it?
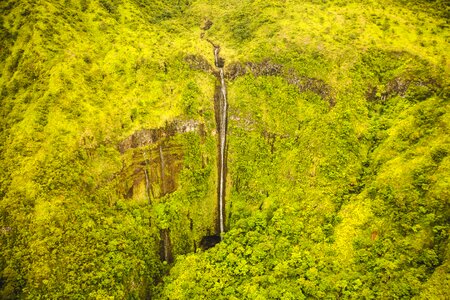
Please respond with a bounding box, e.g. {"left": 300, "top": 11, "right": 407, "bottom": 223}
{"left": 218, "top": 67, "right": 227, "bottom": 235}
{"left": 159, "top": 144, "right": 166, "bottom": 196}
{"left": 144, "top": 169, "right": 150, "bottom": 202}
{"left": 159, "top": 228, "right": 173, "bottom": 263}
{"left": 143, "top": 151, "right": 152, "bottom": 204}
{"left": 211, "top": 43, "right": 228, "bottom": 236}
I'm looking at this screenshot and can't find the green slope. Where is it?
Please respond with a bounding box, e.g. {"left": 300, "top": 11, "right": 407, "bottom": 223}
{"left": 0, "top": 0, "right": 449, "bottom": 299}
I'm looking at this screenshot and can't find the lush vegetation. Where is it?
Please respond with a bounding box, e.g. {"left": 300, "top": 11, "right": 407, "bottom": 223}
{"left": 0, "top": 0, "right": 448, "bottom": 299}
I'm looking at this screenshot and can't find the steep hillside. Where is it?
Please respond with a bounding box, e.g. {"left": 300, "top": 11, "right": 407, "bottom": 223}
{"left": 0, "top": 0, "right": 449, "bottom": 299}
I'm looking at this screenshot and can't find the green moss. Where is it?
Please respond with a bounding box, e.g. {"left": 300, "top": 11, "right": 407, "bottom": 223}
{"left": 0, "top": 0, "right": 449, "bottom": 298}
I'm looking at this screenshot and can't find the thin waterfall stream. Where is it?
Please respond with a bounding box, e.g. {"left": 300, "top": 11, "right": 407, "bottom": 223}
{"left": 143, "top": 151, "right": 152, "bottom": 204}
{"left": 209, "top": 41, "right": 228, "bottom": 236}
{"left": 159, "top": 143, "right": 166, "bottom": 196}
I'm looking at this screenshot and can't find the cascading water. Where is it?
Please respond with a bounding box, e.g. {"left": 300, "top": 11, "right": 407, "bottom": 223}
{"left": 159, "top": 143, "right": 166, "bottom": 196}
{"left": 143, "top": 151, "right": 152, "bottom": 204}
{"left": 210, "top": 42, "right": 228, "bottom": 236}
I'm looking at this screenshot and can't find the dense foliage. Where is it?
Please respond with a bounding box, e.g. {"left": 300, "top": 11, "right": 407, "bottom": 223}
{"left": 0, "top": 0, "right": 448, "bottom": 299}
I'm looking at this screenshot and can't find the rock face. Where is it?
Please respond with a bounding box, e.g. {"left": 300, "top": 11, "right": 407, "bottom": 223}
{"left": 118, "top": 120, "right": 200, "bottom": 154}
{"left": 231, "top": 60, "right": 335, "bottom": 107}
{"left": 184, "top": 55, "right": 215, "bottom": 74}
{"left": 186, "top": 55, "right": 336, "bottom": 107}
{"left": 117, "top": 120, "right": 201, "bottom": 202}
{"left": 201, "top": 19, "right": 213, "bottom": 31}
{"left": 200, "top": 234, "right": 221, "bottom": 250}
{"left": 118, "top": 120, "right": 206, "bottom": 263}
